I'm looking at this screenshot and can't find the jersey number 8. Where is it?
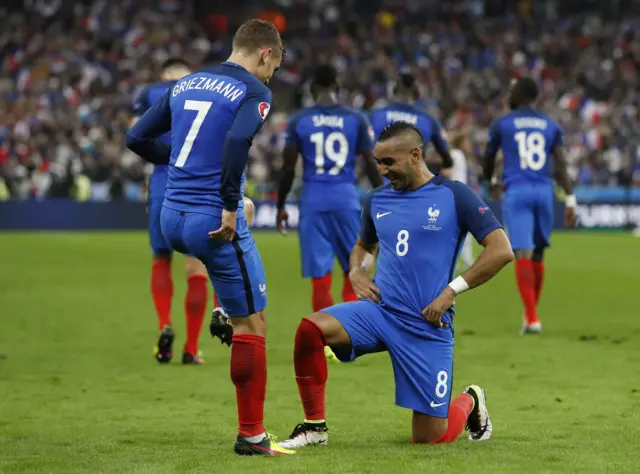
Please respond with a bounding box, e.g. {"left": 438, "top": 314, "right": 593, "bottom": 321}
{"left": 310, "top": 131, "right": 349, "bottom": 175}
{"left": 514, "top": 131, "right": 546, "bottom": 171}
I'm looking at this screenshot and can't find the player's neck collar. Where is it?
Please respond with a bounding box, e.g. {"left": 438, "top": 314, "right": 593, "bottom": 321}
{"left": 222, "top": 61, "right": 247, "bottom": 71}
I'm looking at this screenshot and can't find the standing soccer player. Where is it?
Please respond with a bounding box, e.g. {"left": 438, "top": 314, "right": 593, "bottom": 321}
{"left": 126, "top": 19, "right": 293, "bottom": 456}
{"left": 131, "top": 58, "right": 208, "bottom": 365}
{"left": 276, "top": 65, "right": 382, "bottom": 364}
{"left": 450, "top": 131, "right": 475, "bottom": 270}
{"left": 279, "top": 122, "right": 514, "bottom": 449}
{"left": 483, "top": 77, "right": 577, "bottom": 334}
{"left": 369, "top": 73, "right": 453, "bottom": 177}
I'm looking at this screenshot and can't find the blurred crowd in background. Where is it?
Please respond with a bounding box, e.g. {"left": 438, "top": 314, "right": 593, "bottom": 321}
{"left": 0, "top": 0, "right": 639, "bottom": 201}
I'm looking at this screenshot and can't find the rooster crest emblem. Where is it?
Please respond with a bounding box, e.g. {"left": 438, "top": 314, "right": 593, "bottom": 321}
{"left": 427, "top": 206, "right": 440, "bottom": 224}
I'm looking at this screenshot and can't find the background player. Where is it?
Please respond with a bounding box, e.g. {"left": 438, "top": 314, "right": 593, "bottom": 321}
{"left": 132, "top": 59, "right": 256, "bottom": 364}
{"left": 126, "top": 19, "right": 292, "bottom": 456}
{"left": 450, "top": 130, "right": 475, "bottom": 270}
{"left": 483, "top": 77, "right": 577, "bottom": 334}
{"left": 279, "top": 122, "right": 514, "bottom": 449}
{"left": 369, "top": 73, "right": 453, "bottom": 177}
{"left": 131, "top": 58, "right": 207, "bottom": 365}
{"left": 276, "top": 65, "right": 382, "bottom": 360}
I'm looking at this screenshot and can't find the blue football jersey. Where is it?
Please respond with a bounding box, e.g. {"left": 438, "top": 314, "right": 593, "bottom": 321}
{"left": 285, "top": 104, "right": 373, "bottom": 212}
{"left": 369, "top": 102, "right": 449, "bottom": 153}
{"left": 126, "top": 62, "right": 272, "bottom": 215}
{"left": 132, "top": 81, "right": 175, "bottom": 199}
{"left": 360, "top": 177, "right": 501, "bottom": 335}
{"left": 486, "top": 107, "right": 563, "bottom": 187}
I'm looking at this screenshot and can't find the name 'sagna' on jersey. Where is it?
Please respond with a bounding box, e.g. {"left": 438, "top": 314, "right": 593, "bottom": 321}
{"left": 172, "top": 76, "right": 244, "bottom": 102}
{"left": 312, "top": 115, "right": 345, "bottom": 128}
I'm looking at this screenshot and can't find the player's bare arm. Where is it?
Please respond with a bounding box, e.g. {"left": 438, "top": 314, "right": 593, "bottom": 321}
{"left": 348, "top": 238, "right": 380, "bottom": 303}
{"left": 422, "top": 228, "right": 513, "bottom": 327}
{"left": 361, "top": 149, "right": 383, "bottom": 188}
{"left": 437, "top": 148, "right": 454, "bottom": 179}
{"left": 552, "top": 146, "right": 577, "bottom": 228}
{"left": 275, "top": 144, "right": 298, "bottom": 233}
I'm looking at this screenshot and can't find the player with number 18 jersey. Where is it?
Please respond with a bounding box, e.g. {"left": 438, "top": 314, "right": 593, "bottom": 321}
{"left": 483, "top": 77, "right": 576, "bottom": 334}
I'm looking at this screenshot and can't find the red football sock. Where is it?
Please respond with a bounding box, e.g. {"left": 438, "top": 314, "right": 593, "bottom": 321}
{"left": 532, "top": 261, "right": 545, "bottom": 304}
{"left": 312, "top": 274, "right": 333, "bottom": 312}
{"left": 342, "top": 273, "right": 357, "bottom": 302}
{"left": 184, "top": 274, "right": 208, "bottom": 355}
{"left": 151, "top": 261, "right": 173, "bottom": 329}
{"left": 515, "top": 258, "right": 539, "bottom": 325}
{"left": 294, "top": 318, "right": 328, "bottom": 421}
{"left": 231, "top": 334, "right": 266, "bottom": 437}
{"left": 213, "top": 292, "right": 220, "bottom": 308}
{"left": 430, "top": 393, "right": 474, "bottom": 444}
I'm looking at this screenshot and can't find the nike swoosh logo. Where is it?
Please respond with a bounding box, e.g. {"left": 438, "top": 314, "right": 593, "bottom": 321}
{"left": 430, "top": 401, "right": 447, "bottom": 408}
{"left": 376, "top": 212, "right": 391, "bottom": 219}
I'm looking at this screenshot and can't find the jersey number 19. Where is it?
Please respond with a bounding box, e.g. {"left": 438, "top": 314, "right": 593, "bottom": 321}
{"left": 310, "top": 131, "right": 349, "bottom": 175}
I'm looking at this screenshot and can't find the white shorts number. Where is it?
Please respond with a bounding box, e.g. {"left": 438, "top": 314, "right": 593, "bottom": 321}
{"left": 396, "top": 229, "right": 409, "bottom": 257}
{"left": 435, "top": 370, "right": 448, "bottom": 398}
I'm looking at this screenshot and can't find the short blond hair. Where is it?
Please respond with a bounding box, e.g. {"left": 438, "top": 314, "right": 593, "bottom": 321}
{"left": 233, "top": 19, "right": 284, "bottom": 56}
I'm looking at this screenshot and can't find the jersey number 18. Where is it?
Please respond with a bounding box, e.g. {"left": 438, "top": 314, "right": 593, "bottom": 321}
{"left": 514, "top": 131, "right": 546, "bottom": 171}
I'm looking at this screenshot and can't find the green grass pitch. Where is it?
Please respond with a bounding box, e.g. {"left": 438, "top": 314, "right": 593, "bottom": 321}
{"left": 1, "top": 231, "right": 639, "bottom": 473}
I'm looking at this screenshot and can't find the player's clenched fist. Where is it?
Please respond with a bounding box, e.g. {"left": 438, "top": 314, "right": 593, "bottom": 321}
{"left": 348, "top": 268, "right": 381, "bottom": 303}
{"left": 209, "top": 209, "right": 237, "bottom": 242}
{"left": 421, "top": 286, "right": 456, "bottom": 328}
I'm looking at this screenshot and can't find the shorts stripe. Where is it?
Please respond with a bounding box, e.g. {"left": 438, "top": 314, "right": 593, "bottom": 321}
{"left": 232, "top": 236, "right": 256, "bottom": 315}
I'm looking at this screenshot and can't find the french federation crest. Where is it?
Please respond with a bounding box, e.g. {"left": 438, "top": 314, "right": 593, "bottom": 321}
{"left": 423, "top": 205, "right": 442, "bottom": 231}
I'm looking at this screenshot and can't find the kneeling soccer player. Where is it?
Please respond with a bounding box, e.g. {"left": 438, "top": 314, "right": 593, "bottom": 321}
{"left": 280, "top": 121, "right": 514, "bottom": 448}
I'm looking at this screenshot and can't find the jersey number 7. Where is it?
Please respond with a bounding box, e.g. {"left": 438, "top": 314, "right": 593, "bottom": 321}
{"left": 174, "top": 100, "right": 213, "bottom": 168}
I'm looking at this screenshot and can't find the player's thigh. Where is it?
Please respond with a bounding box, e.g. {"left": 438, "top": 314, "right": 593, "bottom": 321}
{"left": 149, "top": 198, "right": 172, "bottom": 255}
{"left": 503, "top": 189, "right": 535, "bottom": 250}
{"left": 533, "top": 185, "right": 554, "bottom": 249}
{"left": 387, "top": 329, "right": 454, "bottom": 419}
{"left": 183, "top": 214, "right": 267, "bottom": 318}
{"left": 298, "top": 211, "right": 335, "bottom": 278}
{"left": 326, "top": 209, "right": 361, "bottom": 273}
{"left": 159, "top": 206, "right": 188, "bottom": 254}
{"left": 321, "top": 300, "right": 388, "bottom": 362}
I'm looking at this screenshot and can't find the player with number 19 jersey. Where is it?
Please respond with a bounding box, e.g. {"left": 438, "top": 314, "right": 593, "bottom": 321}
{"left": 485, "top": 107, "right": 563, "bottom": 251}
{"left": 285, "top": 104, "right": 374, "bottom": 279}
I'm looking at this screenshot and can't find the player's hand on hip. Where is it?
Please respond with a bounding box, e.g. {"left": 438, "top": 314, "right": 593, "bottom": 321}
{"left": 209, "top": 209, "right": 237, "bottom": 242}
{"left": 276, "top": 208, "right": 289, "bottom": 235}
{"left": 564, "top": 206, "right": 577, "bottom": 228}
{"left": 421, "top": 287, "right": 456, "bottom": 328}
{"left": 348, "top": 268, "right": 381, "bottom": 303}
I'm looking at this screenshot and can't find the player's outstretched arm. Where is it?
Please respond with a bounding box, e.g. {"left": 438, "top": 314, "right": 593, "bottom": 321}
{"left": 552, "top": 146, "right": 577, "bottom": 228}
{"left": 275, "top": 143, "right": 298, "bottom": 233}
{"left": 125, "top": 90, "right": 172, "bottom": 165}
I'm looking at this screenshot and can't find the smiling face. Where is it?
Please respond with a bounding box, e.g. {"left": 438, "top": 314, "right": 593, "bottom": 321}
{"left": 374, "top": 132, "right": 424, "bottom": 191}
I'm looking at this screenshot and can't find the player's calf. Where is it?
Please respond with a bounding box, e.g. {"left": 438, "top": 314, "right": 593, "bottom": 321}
{"left": 184, "top": 257, "right": 208, "bottom": 362}
{"left": 281, "top": 312, "right": 351, "bottom": 449}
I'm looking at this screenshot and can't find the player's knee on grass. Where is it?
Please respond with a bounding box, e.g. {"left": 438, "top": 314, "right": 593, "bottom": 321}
{"left": 412, "top": 411, "right": 447, "bottom": 444}
{"left": 532, "top": 247, "right": 545, "bottom": 262}
{"left": 513, "top": 249, "right": 533, "bottom": 260}
{"left": 306, "top": 312, "right": 351, "bottom": 348}
{"left": 184, "top": 256, "right": 207, "bottom": 277}
{"left": 243, "top": 197, "right": 255, "bottom": 227}
{"left": 231, "top": 311, "right": 266, "bottom": 337}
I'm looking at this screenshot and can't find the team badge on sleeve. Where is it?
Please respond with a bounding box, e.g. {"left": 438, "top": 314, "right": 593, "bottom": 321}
{"left": 258, "top": 102, "right": 271, "bottom": 121}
